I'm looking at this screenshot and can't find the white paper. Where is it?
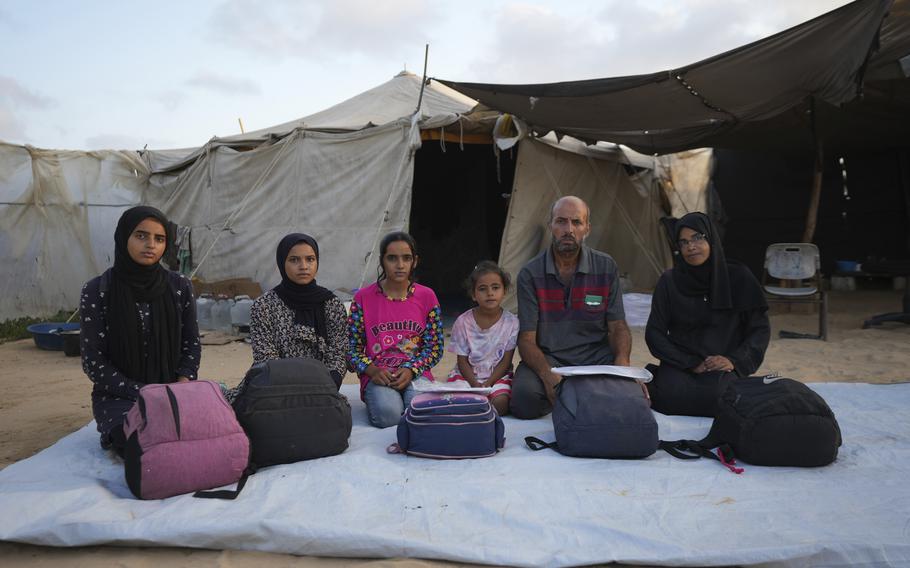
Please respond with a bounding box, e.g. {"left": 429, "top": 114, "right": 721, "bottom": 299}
{"left": 412, "top": 382, "right": 494, "bottom": 394}
{"left": 551, "top": 365, "right": 653, "bottom": 383}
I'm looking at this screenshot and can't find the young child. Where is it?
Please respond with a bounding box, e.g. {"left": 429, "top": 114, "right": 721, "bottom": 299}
{"left": 447, "top": 261, "right": 519, "bottom": 416}
{"left": 347, "top": 231, "right": 444, "bottom": 428}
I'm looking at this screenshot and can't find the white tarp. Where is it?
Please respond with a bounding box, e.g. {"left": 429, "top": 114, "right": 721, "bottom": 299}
{"left": 1, "top": 382, "right": 908, "bottom": 567}
{"left": 0, "top": 143, "right": 148, "bottom": 321}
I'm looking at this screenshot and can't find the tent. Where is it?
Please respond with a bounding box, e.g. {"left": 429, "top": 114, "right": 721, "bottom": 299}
{"left": 439, "top": 0, "right": 910, "bottom": 155}
{"left": 142, "top": 71, "right": 671, "bottom": 313}
{"left": 439, "top": 0, "right": 910, "bottom": 275}
{"left": 0, "top": 72, "right": 672, "bottom": 321}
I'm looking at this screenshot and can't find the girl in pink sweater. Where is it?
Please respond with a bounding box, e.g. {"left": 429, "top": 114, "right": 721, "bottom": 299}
{"left": 347, "top": 232, "right": 444, "bottom": 428}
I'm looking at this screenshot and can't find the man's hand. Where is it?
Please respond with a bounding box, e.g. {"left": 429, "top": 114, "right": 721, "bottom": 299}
{"left": 542, "top": 371, "right": 563, "bottom": 404}
{"left": 518, "top": 330, "right": 561, "bottom": 404}
{"left": 639, "top": 381, "right": 651, "bottom": 406}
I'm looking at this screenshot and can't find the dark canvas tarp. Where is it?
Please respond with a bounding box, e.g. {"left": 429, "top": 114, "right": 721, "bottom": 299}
{"left": 439, "top": 0, "right": 910, "bottom": 155}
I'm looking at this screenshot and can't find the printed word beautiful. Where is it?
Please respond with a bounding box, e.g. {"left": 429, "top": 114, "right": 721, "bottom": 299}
{"left": 371, "top": 320, "right": 424, "bottom": 336}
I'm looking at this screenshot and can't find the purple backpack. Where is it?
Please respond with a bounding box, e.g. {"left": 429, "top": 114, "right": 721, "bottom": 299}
{"left": 392, "top": 392, "right": 505, "bottom": 459}
{"left": 123, "top": 381, "right": 251, "bottom": 500}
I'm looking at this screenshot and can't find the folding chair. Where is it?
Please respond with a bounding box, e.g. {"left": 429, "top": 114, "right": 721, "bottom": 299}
{"left": 762, "top": 243, "right": 828, "bottom": 341}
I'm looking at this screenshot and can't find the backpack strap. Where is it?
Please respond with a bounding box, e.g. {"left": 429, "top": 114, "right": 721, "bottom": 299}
{"left": 659, "top": 439, "right": 744, "bottom": 474}
{"left": 658, "top": 440, "right": 707, "bottom": 460}
{"left": 525, "top": 436, "right": 558, "bottom": 452}
{"left": 696, "top": 432, "right": 743, "bottom": 473}
{"left": 193, "top": 464, "right": 257, "bottom": 500}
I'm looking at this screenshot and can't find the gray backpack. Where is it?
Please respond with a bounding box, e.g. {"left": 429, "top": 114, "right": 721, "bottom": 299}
{"left": 526, "top": 374, "right": 658, "bottom": 458}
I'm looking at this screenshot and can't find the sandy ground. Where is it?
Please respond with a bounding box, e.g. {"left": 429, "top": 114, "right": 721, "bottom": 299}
{"left": 1, "top": 289, "right": 908, "bottom": 566}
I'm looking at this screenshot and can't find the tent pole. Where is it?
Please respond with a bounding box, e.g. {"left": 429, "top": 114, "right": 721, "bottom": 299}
{"left": 416, "top": 44, "right": 429, "bottom": 113}
{"left": 802, "top": 97, "right": 824, "bottom": 243}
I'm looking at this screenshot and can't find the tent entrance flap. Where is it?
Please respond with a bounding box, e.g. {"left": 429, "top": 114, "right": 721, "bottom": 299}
{"left": 408, "top": 142, "right": 516, "bottom": 317}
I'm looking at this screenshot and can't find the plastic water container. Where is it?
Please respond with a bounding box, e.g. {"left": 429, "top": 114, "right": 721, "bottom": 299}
{"left": 211, "top": 296, "right": 235, "bottom": 333}
{"left": 230, "top": 295, "right": 253, "bottom": 336}
{"left": 196, "top": 295, "right": 215, "bottom": 330}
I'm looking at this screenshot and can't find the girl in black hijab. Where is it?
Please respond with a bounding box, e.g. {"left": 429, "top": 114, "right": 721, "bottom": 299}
{"left": 228, "top": 233, "right": 348, "bottom": 400}
{"left": 80, "top": 206, "right": 201, "bottom": 454}
{"left": 645, "top": 212, "right": 770, "bottom": 416}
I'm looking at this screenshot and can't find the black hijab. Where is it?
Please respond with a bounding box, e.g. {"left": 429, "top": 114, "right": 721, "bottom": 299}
{"left": 672, "top": 212, "right": 765, "bottom": 311}
{"left": 272, "top": 233, "right": 334, "bottom": 339}
{"left": 107, "top": 206, "right": 180, "bottom": 384}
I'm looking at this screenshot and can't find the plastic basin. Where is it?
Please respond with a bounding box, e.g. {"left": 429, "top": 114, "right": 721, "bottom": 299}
{"left": 835, "top": 260, "right": 859, "bottom": 273}
{"left": 26, "top": 322, "right": 81, "bottom": 351}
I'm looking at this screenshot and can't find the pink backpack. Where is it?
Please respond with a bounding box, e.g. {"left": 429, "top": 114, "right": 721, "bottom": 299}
{"left": 123, "top": 380, "right": 250, "bottom": 500}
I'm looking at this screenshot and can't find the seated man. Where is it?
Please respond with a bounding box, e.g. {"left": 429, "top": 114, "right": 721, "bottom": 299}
{"left": 511, "top": 196, "right": 632, "bottom": 419}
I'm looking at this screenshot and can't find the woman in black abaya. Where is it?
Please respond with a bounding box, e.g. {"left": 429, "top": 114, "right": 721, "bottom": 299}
{"left": 645, "top": 212, "right": 770, "bottom": 416}
{"left": 80, "top": 206, "right": 200, "bottom": 454}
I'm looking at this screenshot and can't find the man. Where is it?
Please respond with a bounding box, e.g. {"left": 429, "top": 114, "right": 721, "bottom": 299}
{"left": 511, "top": 195, "right": 632, "bottom": 419}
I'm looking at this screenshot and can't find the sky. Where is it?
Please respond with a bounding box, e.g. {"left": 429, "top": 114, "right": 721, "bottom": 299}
{"left": 0, "top": 0, "right": 852, "bottom": 151}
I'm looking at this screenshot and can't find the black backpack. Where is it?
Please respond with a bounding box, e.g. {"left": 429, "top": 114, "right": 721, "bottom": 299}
{"left": 232, "top": 357, "right": 352, "bottom": 467}
{"left": 661, "top": 376, "right": 842, "bottom": 471}
{"left": 526, "top": 374, "right": 658, "bottom": 459}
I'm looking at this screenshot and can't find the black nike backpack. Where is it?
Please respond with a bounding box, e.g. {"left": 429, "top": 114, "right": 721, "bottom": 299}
{"left": 661, "top": 375, "right": 842, "bottom": 470}
{"left": 232, "top": 357, "right": 352, "bottom": 467}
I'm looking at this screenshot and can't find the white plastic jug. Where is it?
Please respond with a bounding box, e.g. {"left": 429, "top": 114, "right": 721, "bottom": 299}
{"left": 211, "top": 296, "right": 235, "bottom": 333}
{"left": 230, "top": 295, "right": 253, "bottom": 335}
{"left": 196, "top": 295, "right": 215, "bottom": 330}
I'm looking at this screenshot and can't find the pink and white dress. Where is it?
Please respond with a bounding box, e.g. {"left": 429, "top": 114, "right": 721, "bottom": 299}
{"left": 447, "top": 308, "right": 519, "bottom": 399}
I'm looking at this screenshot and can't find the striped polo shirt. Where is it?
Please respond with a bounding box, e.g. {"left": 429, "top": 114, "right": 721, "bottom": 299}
{"left": 517, "top": 244, "right": 625, "bottom": 366}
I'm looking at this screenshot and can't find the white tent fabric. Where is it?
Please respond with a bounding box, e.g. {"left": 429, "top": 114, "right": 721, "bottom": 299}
{"left": 227, "top": 71, "right": 480, "bottom": 137}
{"left": 499, "top": 137, "right": 672, "bottom": 311}
{"left": 0, "top": 143, "right": 148, "bottom": 321}
{"left": 145, "top": 71, "right": 491, "bottom": 175}
{"left": 145, "top": 122, "right": 419, "bottom": 293}
{"left": 1, "top": 382, "right": 908, "bottom": 567}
